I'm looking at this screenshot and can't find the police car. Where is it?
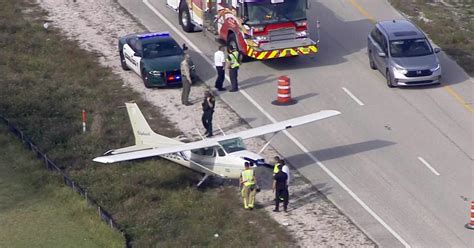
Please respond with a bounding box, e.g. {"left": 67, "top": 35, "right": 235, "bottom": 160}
{"left": 119, "top": 32, "right": 194, "bottom": 88}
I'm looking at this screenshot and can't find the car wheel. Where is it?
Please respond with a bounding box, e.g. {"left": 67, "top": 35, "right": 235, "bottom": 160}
{"left": 179, "top": 2, "right": 194, "bottom": 32}
{"left": 369, "top": 51, "right": 377, "bottom": 70}
{"left": 142, "top": 70, "right": 152, "bottom": 88}
{"left": 226, "top": 33, "right": 249, "bottom": 62}
{"left": 120, "top": 51, "right": 130, "bottom": 71}
{"left": 386, "top": 69, "right": 395, "bottom": 88}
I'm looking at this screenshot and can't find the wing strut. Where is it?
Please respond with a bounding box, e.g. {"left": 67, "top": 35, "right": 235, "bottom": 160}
{"left": 195, "top": 128, "right": 205, "bottom": 140}
{"left": 197, "top": 174, "right": 210, "bottom": 187}
{"left": 258, "top": 132, "right": 278, "bottom": 155}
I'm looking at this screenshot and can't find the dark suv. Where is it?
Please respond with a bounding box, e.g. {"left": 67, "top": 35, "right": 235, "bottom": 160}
{"left": 368, "top": 20, "right": 442, "bottom": 87}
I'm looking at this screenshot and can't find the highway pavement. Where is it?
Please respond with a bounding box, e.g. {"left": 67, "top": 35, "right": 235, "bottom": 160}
{"left": 117, "top": 0, "right": 473, "bottom": 247}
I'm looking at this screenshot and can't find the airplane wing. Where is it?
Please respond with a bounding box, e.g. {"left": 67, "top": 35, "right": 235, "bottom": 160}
{"left": 93, "top": 110, "right": 340, "bottom": 163}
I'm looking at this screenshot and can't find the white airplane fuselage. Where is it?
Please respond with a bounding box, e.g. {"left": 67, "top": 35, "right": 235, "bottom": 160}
{"left": 160, "top": 150, "right": 263, "bottom": 179}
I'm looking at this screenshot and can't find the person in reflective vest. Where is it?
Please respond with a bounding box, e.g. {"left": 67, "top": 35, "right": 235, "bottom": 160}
{"left": 226, "top": 46, "right": 240, "bottom": 92}
{"left": 273, "top": 156, "right": 281, "bottom": 174}
{"left": 240, "top": 161, "right": 257, "bottom": 210}
{"left": 273, "top": 156, "right": 290, "bottom": 185}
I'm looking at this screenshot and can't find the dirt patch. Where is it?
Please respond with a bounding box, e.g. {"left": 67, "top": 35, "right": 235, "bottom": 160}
{"left": 36, "top": 0, "right": 375, "bottom": 246}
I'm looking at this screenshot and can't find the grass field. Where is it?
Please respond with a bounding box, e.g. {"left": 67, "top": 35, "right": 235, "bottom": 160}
{"left": 0, "top": 127, "right": 124, "bottom": 248}
{"left": 389, "top": 0, "right": 474, "bottom": 76}
{"left": 0, "top": 0, "right": 293, "bottom": 246}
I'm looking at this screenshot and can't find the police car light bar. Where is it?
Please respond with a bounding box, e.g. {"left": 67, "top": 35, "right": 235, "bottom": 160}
{"left": 137, "top": 32, "right": 170, "bottom": 39}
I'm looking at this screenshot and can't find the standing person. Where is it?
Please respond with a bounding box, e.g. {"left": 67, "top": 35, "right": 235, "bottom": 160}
{"left": 180, "top": 52, "right": 193, "bottom": 106}
{"left": 214, "top": 45, "right": 226, "bottom": 91}
{"left": 226, "top": 46, "right": 240, "bottom": 92}
{"left": 201, "top": 91, "right": 215, "bottom": 137}
{"left": 240, "top": 161, "right": 257, "bottom": 210}
{"left": 273, "top": 156, "right": 290, "bottom": 185}
{"left": 281, "top": 159, "right": 290, "bottom": 185}
{"left": 273, "top": 164, "right": 289, "bottom": 212}
{"left": 273, "top": 156, "right": 282, "bottom": 174}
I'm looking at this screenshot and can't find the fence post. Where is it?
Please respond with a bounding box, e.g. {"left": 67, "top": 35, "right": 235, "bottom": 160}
{"left": 72, "top": 181, "right": 75, "bottom": 191}
{"left": 98, "top": 206, "right": 101, "bottom": 218}
{"left": 110, "top": 219, "right": 113, "bottom": 228}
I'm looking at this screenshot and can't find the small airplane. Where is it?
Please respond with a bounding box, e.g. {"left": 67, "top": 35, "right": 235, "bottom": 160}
{"left": 93, "top": 102, "right": 341, "bottom": 186}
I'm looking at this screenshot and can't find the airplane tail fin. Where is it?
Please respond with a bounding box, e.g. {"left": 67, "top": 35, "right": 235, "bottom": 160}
{"left": 125, "top": 102, "right": 182, "bottom": 148}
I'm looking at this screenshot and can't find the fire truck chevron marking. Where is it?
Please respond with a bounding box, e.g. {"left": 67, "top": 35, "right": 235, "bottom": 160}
{"left": 257, "top": 52, "right": 268, "bottom": 60}
{"left": 247, "top": 48, "right": 254, "bottom": 57}
{"left": 268, "top": 50, "right": 279, "bottom": 59}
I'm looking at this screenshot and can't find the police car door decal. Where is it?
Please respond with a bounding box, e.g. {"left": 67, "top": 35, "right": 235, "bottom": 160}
{"left": 123, "top": 44, "right": 140, "bottom": 74}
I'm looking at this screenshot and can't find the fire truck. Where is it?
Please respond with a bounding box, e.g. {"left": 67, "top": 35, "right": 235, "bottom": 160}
{"left": 166, "top": 0, "right": 319, "bottom": 60}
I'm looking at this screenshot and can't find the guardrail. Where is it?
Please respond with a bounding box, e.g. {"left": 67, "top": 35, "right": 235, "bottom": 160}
{"left": 0, "top": 114, "right": 131, "bottom": 247}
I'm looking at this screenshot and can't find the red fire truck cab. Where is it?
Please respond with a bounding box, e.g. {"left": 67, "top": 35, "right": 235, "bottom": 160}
{"left": 167, "top": 0, "right": 319, "bottom": 60}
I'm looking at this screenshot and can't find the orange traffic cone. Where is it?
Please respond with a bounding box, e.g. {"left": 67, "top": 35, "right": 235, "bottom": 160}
{"left": 272, "top": 76, "right": 297, "bottom": 105}
{"left": 466, "top": 201, "right": 474, "bottom": 229}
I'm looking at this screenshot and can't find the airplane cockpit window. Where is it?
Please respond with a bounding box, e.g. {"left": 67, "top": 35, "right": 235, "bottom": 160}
{"left": 191, "top": 147, "right": 216, "bottom": 157}
{"left": 218, "top": 138, "right": 246, "bottom": 154}
{"left": 203, "top": 147, "right": 215, "bottom": 156}
{"left": 217, "top": 148, "right": 226, "bottom": 157}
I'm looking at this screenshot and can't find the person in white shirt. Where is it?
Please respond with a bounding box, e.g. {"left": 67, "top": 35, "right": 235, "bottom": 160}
{"left": 214, "top": 46, "right": 226, "bottom": 91}
{"left": 281, "top": 159, "right": 290, "bottom": 185}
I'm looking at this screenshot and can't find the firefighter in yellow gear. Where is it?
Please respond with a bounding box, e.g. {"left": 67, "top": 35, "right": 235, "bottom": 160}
{"left": 240, "top": 161, "right": 257, "bottom": 210}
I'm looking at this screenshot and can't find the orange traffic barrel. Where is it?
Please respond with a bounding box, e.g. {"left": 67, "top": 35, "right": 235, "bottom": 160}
{"left": 466, "top": 201, "right": 474, "bottom": 229}
{"left": 272, "top": 76, "right": 297, "bottom": 105}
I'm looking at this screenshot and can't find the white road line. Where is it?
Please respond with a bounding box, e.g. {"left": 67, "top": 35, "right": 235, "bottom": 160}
{"left": 342, "top": 87, "right": 365, "bottom": 106}
{"left": 142, "top": 1, "right": 410, "bottom": 247}
{"left": 417, "top": 157, "right": 440, "bottom": 176}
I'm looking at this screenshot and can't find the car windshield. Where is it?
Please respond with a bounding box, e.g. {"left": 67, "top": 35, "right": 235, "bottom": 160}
{"left": 244, "top": 0, "right": 307, "bottom": 25}
{"left": 390, "top": 38, "right": 432, "bottom": 57}
{"left": 142, "top": 39, "right": 182, "bottom": 58}
{"left": 218, "top": 138, "right": 246, "bottom": 154}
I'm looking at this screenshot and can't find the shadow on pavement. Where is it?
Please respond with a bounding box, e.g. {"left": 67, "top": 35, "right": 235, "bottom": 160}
{"left": 288, "top": 139, "right": 396, "bottom": 168}
{"left": 240, "top": 75, "right": 277, "bottom": 90}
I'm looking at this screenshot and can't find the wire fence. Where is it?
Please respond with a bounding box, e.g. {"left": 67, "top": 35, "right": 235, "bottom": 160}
{"left": 0, "top": 114, "right": 131, "bottom": 248}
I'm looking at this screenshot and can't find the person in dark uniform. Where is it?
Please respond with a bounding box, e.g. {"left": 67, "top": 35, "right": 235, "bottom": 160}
{"left": 273, "top": 164, "right": 289, "bottom": 212}
{"left": 201, "top": 91, "right": 215, "bottom": 137}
